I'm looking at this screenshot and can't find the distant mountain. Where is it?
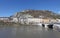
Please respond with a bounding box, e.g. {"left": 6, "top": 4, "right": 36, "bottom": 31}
{"left": 11, "top": 10, "right": 60, "bottom": 19}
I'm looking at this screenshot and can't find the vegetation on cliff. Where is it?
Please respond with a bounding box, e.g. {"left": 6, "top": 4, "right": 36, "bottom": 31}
{"left": 11, "top": 10, "right": 60, "bottom": 19}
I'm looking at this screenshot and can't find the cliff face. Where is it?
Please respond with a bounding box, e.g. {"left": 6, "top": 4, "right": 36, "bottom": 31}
{"left": 11, "top": 10, "right": 60, "bottom": 19}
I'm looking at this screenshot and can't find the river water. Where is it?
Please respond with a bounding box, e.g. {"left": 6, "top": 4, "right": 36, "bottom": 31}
{"left": 0, "top": 25, "right": 60, "bottom": 38}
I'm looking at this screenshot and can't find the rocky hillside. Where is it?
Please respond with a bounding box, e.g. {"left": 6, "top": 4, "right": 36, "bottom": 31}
{"left": 11, "top": 10, "right": 60, "bottom": 19}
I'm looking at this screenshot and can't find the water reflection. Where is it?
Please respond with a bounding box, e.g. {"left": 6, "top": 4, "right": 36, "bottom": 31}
{"left": 0, "top": 25, "right": 60, "bottom": 38}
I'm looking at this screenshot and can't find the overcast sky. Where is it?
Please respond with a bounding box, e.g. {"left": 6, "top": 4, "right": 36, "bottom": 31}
{"left": 0, "top": 0, "right": 60, "bottom": 17}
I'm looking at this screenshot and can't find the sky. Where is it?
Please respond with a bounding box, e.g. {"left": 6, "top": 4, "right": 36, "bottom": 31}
{"left": 0, "top": 0, "right": 60, "bottom": 17}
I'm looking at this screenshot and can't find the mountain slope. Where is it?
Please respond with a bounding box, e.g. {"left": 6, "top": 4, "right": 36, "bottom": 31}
{"left": 11, "top": 10, "right": 60, "bottom": 19}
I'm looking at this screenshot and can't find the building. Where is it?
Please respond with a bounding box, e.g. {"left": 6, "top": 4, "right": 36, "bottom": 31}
{"left": 26, "top": 18, "right": 42, "bottom": 24}
{"left": 0, "top": 17, "right": 10, "bottom": 22}
{"left": 41, "top": 19, "right": 57, "bottom": 23}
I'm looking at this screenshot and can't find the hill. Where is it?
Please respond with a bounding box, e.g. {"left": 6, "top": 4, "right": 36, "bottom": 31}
{"left": 11, "top": 10, "right": 60, "bottom": 19}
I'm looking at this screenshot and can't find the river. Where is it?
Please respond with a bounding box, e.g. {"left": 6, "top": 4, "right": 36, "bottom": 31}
{"left": 0, "top": 25, "right": 60, "bottom": 38}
